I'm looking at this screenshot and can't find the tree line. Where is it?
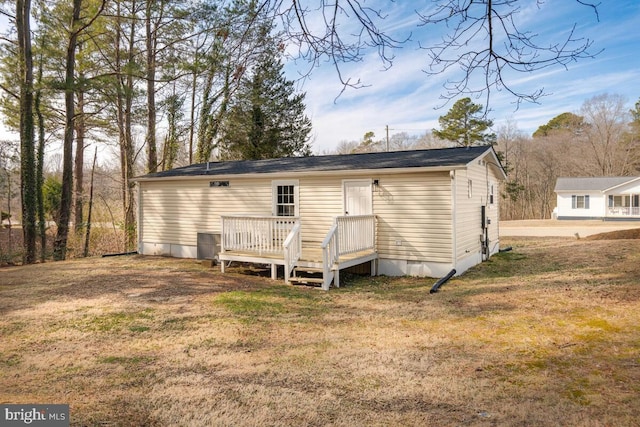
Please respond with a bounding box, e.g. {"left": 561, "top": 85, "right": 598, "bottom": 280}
{"left": 0, "top": 0, "right": 312, "bottom": 264}
{"left": 0, "top": 0, "right": 602, "bottom": 264}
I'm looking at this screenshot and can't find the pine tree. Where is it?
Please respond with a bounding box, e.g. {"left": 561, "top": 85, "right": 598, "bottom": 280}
{"left": 433, "top": 98, "right": 496, "bottom": 147}
{"left": 219, "top": 49, "right": 312, "bottom": 160}
{"left": 532, "top": 112, "right": 587, "bottom": 138}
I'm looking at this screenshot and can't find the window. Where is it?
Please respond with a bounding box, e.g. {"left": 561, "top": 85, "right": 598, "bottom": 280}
{"left": 468, "top": 179, "right": 473, "bottom": 198}
{"left": 277, "top": 185, "right": 295, "bottom": 216}
{"left": 273, "top": 180, "right": 298, "bottom": 216}
{"left": 489, "top": 183, "right": 495, "bottom": 205}
{"left": 571, "top": 195, "right": 590, "bottom": 209}
{"left": 609, "top": 195, "right": 630, "bottom": 208}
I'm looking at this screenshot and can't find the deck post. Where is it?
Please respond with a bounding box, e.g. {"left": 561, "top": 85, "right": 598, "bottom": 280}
{"left": 271, "top": 263, "right": 277, "bottom": 280}
{"left": 334, "top": 269, "right": 340, "bottom": 288}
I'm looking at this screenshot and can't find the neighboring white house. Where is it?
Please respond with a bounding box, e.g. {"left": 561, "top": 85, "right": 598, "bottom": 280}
{"left": 554, "top": 176, "right": 640, "bottom": 220}
{"left": 133, "top": 145, "right": 506, "bottom": 289}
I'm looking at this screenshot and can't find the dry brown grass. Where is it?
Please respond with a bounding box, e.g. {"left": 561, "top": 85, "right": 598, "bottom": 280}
{"left": 1, "top": 237, "right": 639, "bottom": 426}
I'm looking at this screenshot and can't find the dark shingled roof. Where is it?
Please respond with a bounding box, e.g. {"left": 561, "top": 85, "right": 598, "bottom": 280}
{"left": 137, "top": 145, "right": 497, "bottom": 179}
{"left": 554, "top": 177, "right": 638, "bottom": 192}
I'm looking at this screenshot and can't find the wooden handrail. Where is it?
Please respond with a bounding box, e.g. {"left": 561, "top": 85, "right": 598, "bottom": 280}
{"left": 283, "top": 222, "right": 302, "bottom": 283}
{"left": 336, "top": 215, "right": 376, "bottom": 255}
{"left": 321, "top": 224, "right": 339, "bottom": 291}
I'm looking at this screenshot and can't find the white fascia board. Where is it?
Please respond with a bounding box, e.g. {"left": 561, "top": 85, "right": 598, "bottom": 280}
{"left": 603, "top": 177, "right": 640, "bottom": 192}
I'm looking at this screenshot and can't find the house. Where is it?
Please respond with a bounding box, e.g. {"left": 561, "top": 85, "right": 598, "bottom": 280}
{"left": 554, "top": 176, "right": 640, "bottom": 220}
{"left": 133, "top": 145, "right": 506, "bottom": 289}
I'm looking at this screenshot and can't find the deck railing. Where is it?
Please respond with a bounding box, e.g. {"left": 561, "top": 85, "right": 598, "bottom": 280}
{"left": 321, "top": 223, "right": 339, "bottom": 291}
{"left": 221, "top": 214, "right": 376, "bottom": 290}
{"left": 220, "top": 215, "right": 299, "bottom": 255}
{"left": 608, "top": 207, "right": 640, "bottom": 217}
{"left": 321, "top": 215, "right": 376, "bottom": 290}
{"left": 283, "top": 222, "right": 302, "bottom": 283}
{"left": 336, "top": 215, "right": 376, "bottom": 255}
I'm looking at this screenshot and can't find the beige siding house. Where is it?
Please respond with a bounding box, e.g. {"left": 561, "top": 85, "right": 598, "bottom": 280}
{"left": 134, "top": 146, "right": 506, "bottom": 289}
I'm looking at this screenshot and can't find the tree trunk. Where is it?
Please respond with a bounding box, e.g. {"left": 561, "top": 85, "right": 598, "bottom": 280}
{"left": 83, "top": 147, "right": 97, "bottom": 257}
{"left": 35, "top": 52, "right": 46, "bottom": 262}
{"left": 53, "top": 0, "right": 82, "bottom": 261}
{"left": 5, "top": 170, "right": 13, "bottom": 256}
{"left": 16, "top": 0, "right": 37, "bottom": 264}
{"left": 145, "top": 0, "right": 158, "bottom": 173}
{"left": 115, "top": 1, "right": 126, "bottom": 219}
{"left": 188, "top": 39, "right": 199, "bottom": 165}
{"left": 74, "top": 75, "right": 86, "bottom": 233}
{"left": 116, "top": 0, "right": 138, "bottom": 252}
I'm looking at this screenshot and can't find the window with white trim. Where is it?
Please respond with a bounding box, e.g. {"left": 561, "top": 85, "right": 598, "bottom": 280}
{"left": 608, "top": 195, "right": 630, "bottom": 208}
{"left": 571, "top": 195, "right": 590, "bottom": 209}
{"left": 272, "top": 180, "right": 298, "bottom": 216}
{"left": 489, "top": 183, "right": 495, "bottom": 205}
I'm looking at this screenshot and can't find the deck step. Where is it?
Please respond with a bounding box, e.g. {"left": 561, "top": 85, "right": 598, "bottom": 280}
{"left": 294, "top": 266, "right": 323, "bottom": 274}
{"left": 289, "top": 277, "right": 324, "bottom": 285}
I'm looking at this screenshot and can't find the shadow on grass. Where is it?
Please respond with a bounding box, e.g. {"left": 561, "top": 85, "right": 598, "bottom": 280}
{"left": 3, "top": 238, "right": 640, "bottom": 317}
{"left": 0, "top": 256, "right": 301, "bottom": 315}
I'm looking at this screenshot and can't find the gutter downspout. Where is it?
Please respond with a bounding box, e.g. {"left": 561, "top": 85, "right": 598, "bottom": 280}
{"left": 451, "top": 169, "right": 457, "bottom": 272}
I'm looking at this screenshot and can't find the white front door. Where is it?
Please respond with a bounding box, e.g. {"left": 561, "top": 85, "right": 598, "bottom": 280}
{"left": 343, "top": 180, "right": 372, "bottom": 216}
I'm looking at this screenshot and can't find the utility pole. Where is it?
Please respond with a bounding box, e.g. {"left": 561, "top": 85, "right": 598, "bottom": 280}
{"left": 385, "top": 125, "right": 389, "bottom": 152}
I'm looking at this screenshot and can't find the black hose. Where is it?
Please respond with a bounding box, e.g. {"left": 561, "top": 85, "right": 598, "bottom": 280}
{"left": 499, "top": 246, "right": 513, "bottom": 253}
{"left": 430, "top": 269, "right": 456, "bottom": 294}
{"left": 101, "top": 251, "right": 138, "bottom": 258}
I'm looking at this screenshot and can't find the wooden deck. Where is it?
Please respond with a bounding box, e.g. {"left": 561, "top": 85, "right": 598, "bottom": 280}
{"left": 219, "top": 244, "right": 377, "bottom": 289}
{"left": 219, "top": 246, "right": 377, "bottom": 269}
{"left": 219, "top": 214, "right": 377, "bottom": 290}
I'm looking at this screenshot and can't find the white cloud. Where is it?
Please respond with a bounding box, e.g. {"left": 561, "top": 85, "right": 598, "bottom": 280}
{"left": 286, "top": 1, "right": 640, "bottom": 153}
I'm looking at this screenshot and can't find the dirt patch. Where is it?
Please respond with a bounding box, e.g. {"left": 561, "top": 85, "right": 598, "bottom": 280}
{"left": 586, "top": 227, "right": 640, "bottom": 240}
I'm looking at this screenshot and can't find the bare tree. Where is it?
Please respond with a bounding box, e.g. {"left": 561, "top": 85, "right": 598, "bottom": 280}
{"left": 115, "top": 0, "right": 141, "bottom": 251}
{"left": 275, "top": 1, "right": 600, "bottom": 106}
{"left": 418, "top": 0, "right": 600, "bottom": 107}
{"left": 580, "top": 94, "right": 634, "bottom": 176}
{"left": 276, "top": 0, "right": 405, "bottom": 93}
{"left": 334, "top": 139, "right": 359, "bottom": 154}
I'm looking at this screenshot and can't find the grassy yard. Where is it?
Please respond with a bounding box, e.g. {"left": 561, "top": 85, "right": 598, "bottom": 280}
{"left": 1, "top": 237, "right": 639, "bottom": 426}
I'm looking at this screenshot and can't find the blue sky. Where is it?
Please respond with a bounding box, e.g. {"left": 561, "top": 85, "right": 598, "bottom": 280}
{"left": 286, "top": 1, "right": 640, "bottom": 153}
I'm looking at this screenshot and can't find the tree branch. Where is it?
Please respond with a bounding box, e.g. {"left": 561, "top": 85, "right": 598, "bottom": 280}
{"left": 417, "top": 0, "right": 601, "bottom": 110}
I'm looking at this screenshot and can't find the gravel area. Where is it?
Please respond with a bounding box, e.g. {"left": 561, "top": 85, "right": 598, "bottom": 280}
{"left": 499, "top": 219, "right": 640, "bottom": 237}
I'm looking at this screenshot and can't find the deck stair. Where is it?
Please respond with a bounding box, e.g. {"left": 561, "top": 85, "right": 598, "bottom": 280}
{"left": 289, "top": 266, "right": 325, "bottom": 286}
